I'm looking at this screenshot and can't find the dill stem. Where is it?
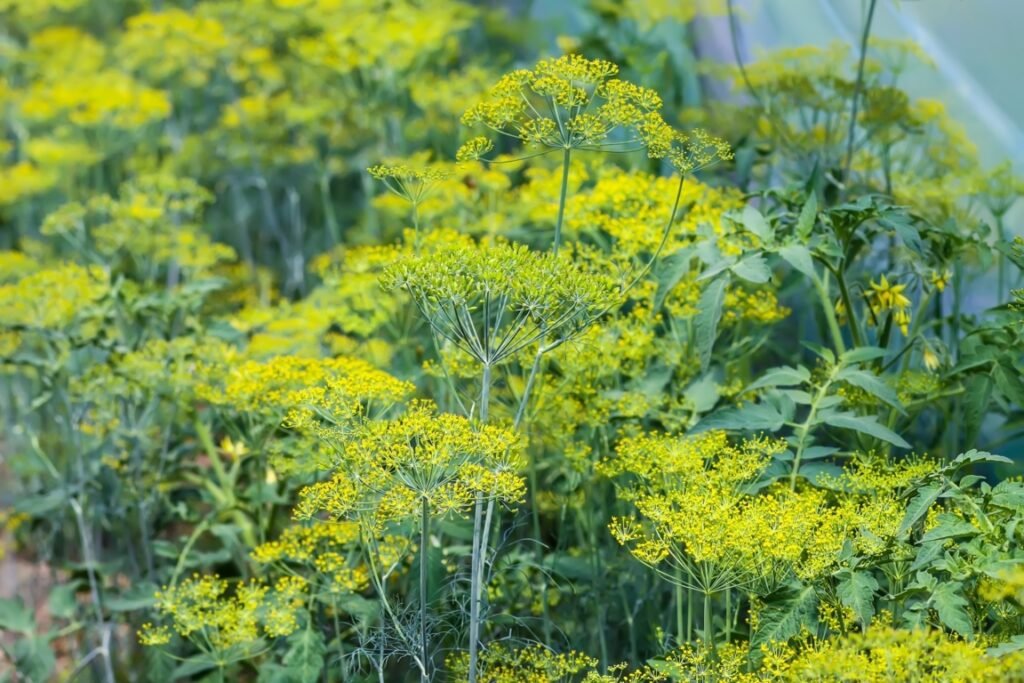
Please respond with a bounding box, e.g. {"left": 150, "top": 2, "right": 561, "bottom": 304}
{"left": 842, "top": 0, "right": 878, "bottom": 192}
{"left": 703, "top": 590, "right": 714, "bottom": 653}
{"left": 468, "top": 363, "right": 493, "bottom": 683}
{"left": 70, "top": 499, "right": 116, "bottom": 683}
{"left": 552, "top": 147, "right": 571, "bottom": 256}
{"left": 687, "top": 586, "right": 694, "bottom": 642}
{"left": 675, "top": 569, "right": 685, "bottom": 645}
{"left": 420, "top": 496, "right": 430, "bottom": 682}
{"left": 725, "top": 589, "right": 732, "bottom": 644}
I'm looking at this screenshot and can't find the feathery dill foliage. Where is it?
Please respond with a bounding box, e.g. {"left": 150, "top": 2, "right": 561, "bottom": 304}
{"left": 1, "top": 1, "right": 1023, "bottom": 681}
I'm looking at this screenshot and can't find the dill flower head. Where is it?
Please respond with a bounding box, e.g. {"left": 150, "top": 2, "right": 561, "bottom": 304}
{"left": 782, "top": 624, "right": 1022, "bottom": 681}
{"left": 381, "top": 240, "right": 619, "bottom": 365}
{"left": 0, "top": 262, "right": 108, "bottom": 330}
{"left": 40, "top": 174, "right": 233, "bottom": 275}
{"left": 294, "top": 400, "right": 526, "bottom": 527}
{"left": 116, "top": 8, "right": 233, "bottom": 88}
{"left": 253, "top": 520, "right": 408, "bottom": 595}
{"left": 604, "top": 431, "right": 826, "bottom": 591}
{"left": 446, "top": 643, "right": 598, "bottom": 682}
{"left": 368, "top": 163, "right": 451, "bottom": 206}
{"left": 145, "top": 573, "right": 306, "bottom": 653}
{"left": 198, "top": 354, "right": 413, "bottom": 437}
{"left": 18, "top": 70, "right": 171, "bottom": 129}
{"left": 460, "top": 53, "right": 732, "bottom": 170}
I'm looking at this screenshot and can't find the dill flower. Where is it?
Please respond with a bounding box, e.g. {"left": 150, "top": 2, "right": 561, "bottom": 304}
{"left": 18, "top": 70, "right": 171, "bottom": 129}
{"left": 461, "top": 54, "right": 731, "bottom": 169}
{"left": 0, "top": 161, "right": 57, "bottom": 206}
{"left": 145, "top": 573, "right": 307, "bottom": 655}
{"left": 40, "top": 174, "right": 233, "bottom": 275}
{"left": 0, "top": 262, "right": 108, "bottom": 330}
{"left": 199, "top": 354, "right": 413, "bottom": 422}
{"left": 293, "top": 401, "right": 526, "bottom": 527}
{"left": 368, "top": 163, "right": 452, "bottom": 205}
{"left": 605, "top": 431, "right": 793, "bottom": 592}
{"left": 781, "top": 624, "right": 1023, "bottom": 681}
{"left": 381, "top": 240, "right": 619, "bottom": 367}
{"left": 253, "top": 520, "right": 409, "bottom": 595}
{"left": 117, "top": 8, "right": 233, "bottom": 88}
{"left": 446, "top": 643, "right": 598, "bottom": 682}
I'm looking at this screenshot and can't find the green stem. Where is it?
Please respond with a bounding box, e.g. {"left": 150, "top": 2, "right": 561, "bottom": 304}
{"left": 813, "top": 271, "right": 847, "bottom": 354}
{"left": 842, "top": 0, "right": 878, "bottom": 192}
{"left": 703, "top": 590, "right": 714, "bottom": 652}
{"left": 467, "top": 498, "right": 482, "bottom": 683}
{"left": 675, "top": 576, "right": 685, "bottom": 646}
{"left": 170, "top": 517, "right": 212, "bottom": 587}
{"left": 687, "top": 586, "right": 694, "bottom": 643}
{"left": 831, "top": 265, "right": 865, "bottom": 348}
{"left": 70, "top": 499, "right": 115, "bottom": 683}
{"left": 725, "top": 590, "right": 732, "bottom": 644}
{"left": 790, "top": 363, "right": 840, "bottom": 490}
{"left": 320, "top": 172, "right": 340, "bottom": 246}
{"left": 479, "top": 363, "right": 491, "bottom": 423}
{"left": 997, "top": 216, "right": 1008, "bottom": 296}
{"left": 552, "top": 147, "right": 571, "bottom": 256}
{"left": 420, "top": 496, "right": 430, "bottom": 682}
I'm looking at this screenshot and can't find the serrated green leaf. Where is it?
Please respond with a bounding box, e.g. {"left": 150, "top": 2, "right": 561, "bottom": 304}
{"left": 836, "top": 368, "right": 904, "bottom": 413}
{"left": 802, "top": 446, "right": 839, "bottom": 461}
{"left": 731, "top": 253, "right": 772, "bottom": 283}
{"left": 695, "top": 276, "right": 727, "bottom": 372}
{"left": 47, "top": 582, "right": 81, "bottom": 620}
{"left": 14, "top": 489, "right": 66, "bottom": 517}
{"left": 752, "top": 583, "right": 818, "bottom": 647}
{"left": 796, "top": 193, "right": 818, "bottom": 239}
{"left": 747, "top": 365, "right": 810, "bottom": 393}
{"left": 963, "top": 373, "right": 994, "bottom": 446}
{"left": 741, "top": 206, "right": 774, "bottom": 242}
{"left": 105, "top": 582, "right": 158, "bottom": 612}
{"left": 987, "top": 634, "right": 1024, "bottom": 657}
{"left": 697, "top": 402, "right": 786, "bottom": 432}
{"left": 282, "top": 626, "right": 325, "bottom": 683}
{"left": 919, "top": 514, "right": 978, "bottom": 542}
{"left": 840, "top": 346, "right": 888, "bottom": 364}
{"left": 778, "top": 244, "right": 816, "bottom": 279}
{"left": 11, "top": 637, "right": 55, "bottom": 683}
{"left": 931, "top": 582, "right": 973, "bottom": 637}
{"left": 820, "top": 412, "right": 911, "bottom": 448}
{"left": 653, "top": 247, "right": 693, "bottom": 311}
{"left": 683, "top": 373, "right": 719, "bottom": 414}
{"left": 144, "top": 646, "right": 175, "bottom": 682}
{"left": 899, "top": 484, "right": 944, "bottom": 537}
{"left": 837, "top": 570, "right": 879, "bottom": 627}
{"left": 951, "top": 449, "right": 1012, "bottom": 468}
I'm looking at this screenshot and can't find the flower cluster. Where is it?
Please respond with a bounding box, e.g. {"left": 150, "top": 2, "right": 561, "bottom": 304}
{"left": 382, "top": 240, "right": 620, "bottom": 366}
{"left": 294, "top": 401, "right": 526, "bottom": 528}
{"left": 460, "top": 54, "right": 732, "bottom": 172}
{"left": 143, "top": 574, "right": 307, "bottom": 653}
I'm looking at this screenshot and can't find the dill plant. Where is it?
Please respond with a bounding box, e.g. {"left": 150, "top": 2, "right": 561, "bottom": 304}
{"left": 1, "top": 2, "right": 1024, "bottom": 682}
{"left": 366, "top": 54, "right": 732, "bottom": 680}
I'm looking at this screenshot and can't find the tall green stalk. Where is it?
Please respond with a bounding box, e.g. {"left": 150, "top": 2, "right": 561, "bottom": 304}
{"left": 703, "top": 590, "right": 714, "bottom": 652}
{"left": 420, "top": 496, "right": 430, "bottom": 682}
{"left": 842, "top": 0, "right": 878, "bottom": 192}
{"left": 552, "top": 147, "right": 572, "bottom": 255}
{"left": 467, "top": 363, "right": 492, "bottom": 683}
